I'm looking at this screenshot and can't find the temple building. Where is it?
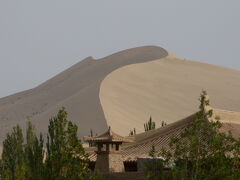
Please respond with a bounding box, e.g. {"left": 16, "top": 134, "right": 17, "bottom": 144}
{"left": 84, "top": 106, "right": 240, "bottom": 173}
{"left": 84, "top": 126, "right": 133, "bottom": 173}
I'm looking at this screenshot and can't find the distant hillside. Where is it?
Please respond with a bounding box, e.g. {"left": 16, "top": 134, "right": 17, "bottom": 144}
{"left": 0, "top": 46, "right": 240, "bottom": 144}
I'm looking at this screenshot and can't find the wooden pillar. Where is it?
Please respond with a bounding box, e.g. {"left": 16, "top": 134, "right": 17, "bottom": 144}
{"left": 106, "top": 143, "right": 109, "bottom": 152}
{"left": 97, "top": 143, "right": 102, "bottom": 152}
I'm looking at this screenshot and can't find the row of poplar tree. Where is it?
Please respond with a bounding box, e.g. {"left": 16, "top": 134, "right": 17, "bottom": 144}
{"left": 0, "top": 108, "right": 91, "bottom": 180}
{"left": 1, "top": 90, "right": 240, "bottom": 180}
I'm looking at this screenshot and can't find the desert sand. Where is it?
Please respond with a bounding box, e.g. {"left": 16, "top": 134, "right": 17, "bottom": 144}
{"left": 100, "top": 54, "right": 240, "bottom": 136}
{"left": 0, "top": 46, "right": 240, "bottom": 145}
{"left": 0, "top": 46, "right": 167, "bottom": 143}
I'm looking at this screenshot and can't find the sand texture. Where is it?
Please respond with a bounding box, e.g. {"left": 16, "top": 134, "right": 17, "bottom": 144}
{"left": 100, "top": 55, "right": 240, "bottom": 136}
{"left": 0, "top": 46, "right": 240, "bottom": 145}
{"left": 0, "top": 46, "right": 167, "bottom": 143}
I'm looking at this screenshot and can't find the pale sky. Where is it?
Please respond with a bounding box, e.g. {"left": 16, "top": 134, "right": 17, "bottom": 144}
{"left": 0, "top": 0, "right": 239, "bottom": 98}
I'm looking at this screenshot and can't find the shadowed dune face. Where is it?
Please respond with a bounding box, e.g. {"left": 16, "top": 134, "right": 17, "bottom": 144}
{"left": 1, "top": 45, "right": 240, "bottom": 148}
{"left": 100, "top": 55, "right": 240, "bottom": 136}
{"left": 0, "top": 46, "right": 168, "bottom": 143}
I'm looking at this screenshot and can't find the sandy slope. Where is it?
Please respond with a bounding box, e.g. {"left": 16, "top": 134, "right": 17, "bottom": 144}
{"left": 0, "top": 45, "right": 240, "bottom": 146}
{"left": 0, "top": 46, "right": 167, "bottom": 143}
{"left": 100, "top": 55, "right": 240, "bottom": 136}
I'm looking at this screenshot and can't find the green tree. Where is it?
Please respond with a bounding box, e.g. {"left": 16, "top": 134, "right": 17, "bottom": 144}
{"left": 45, "top": 107, "right": 89, "bottom": 180}
{"left": 1, "top": 125, "right": 24, "bottom": 180}
{"left": 24, "top": 121, "right": 44, "bottom": 180}
{"left": 144, "top": 116, "right": 156, "bottom": 132}
{"left": 162, "top": 90, "right": 240, "bottom": 179}
{"left": 0, "top": 159, "right": 6, "bottom": 180}
{"left": 144, "top": 90, "right": 240, "bottom": 179}
{"left": 161, "top": 121, "right": 167, "bottom": 127}
{"left": 149, "top": 145, "right": 156, "bottom": 158}
{"left": 129, "top": 128, "right": 136, "bottom": 136}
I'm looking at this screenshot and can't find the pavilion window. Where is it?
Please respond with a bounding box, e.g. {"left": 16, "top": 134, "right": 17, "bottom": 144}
{"left": 106, "top": 143, "right": 110, "bottom": 151}
{"left": 116, "top": 144, "right": 119, "bottom": 151}
{"left": 83, "top": 126, "right": 133, "bottom": 172}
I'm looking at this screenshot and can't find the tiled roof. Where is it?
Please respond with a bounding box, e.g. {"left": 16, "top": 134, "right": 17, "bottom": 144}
{"left": 84, "top": 126, "right": 134, "bottom": 143}
{"left": 85, "top": 108, "right": 240, "bottom": 162}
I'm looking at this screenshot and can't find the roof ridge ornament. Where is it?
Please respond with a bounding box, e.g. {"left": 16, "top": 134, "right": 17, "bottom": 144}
{"left": 83, "top": 126, "right": 134, "bottom": 143}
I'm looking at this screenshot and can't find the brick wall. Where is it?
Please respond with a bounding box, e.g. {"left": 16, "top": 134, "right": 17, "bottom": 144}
{"left": 109, "top": 152, "right": 124, "bottom": 172}
{"left": 95, "top": 151, "right": 125, "bottom": 173}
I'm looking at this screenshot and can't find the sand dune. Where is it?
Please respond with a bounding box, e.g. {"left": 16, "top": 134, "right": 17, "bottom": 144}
{"left": 100, "top": 54, "right": 240, "bottom": 136}
{"left": 0, "top": 46, "right": 167, "bottom": 143}
{"left": 0, "top": 46, "right": 240, "bottom": 145}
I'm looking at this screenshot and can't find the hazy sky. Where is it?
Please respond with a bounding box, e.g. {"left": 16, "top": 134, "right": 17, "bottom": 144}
{"left": 0, "top": 1, "right": 239, "bottom": 98}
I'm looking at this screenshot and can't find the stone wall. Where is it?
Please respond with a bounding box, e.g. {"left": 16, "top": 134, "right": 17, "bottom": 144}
{"left": 109, "top": 152, "right": 124, "bottom": 172}
{"left": 95, "top": 152, "right": 109, "bottom": 172}
{"left": 95, "top": 151, "right": 124, "bottom": 173}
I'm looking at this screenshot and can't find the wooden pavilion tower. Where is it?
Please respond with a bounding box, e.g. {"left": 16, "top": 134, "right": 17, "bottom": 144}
{"left": 84, "top": 126, "right": 133, "bottom": 173}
